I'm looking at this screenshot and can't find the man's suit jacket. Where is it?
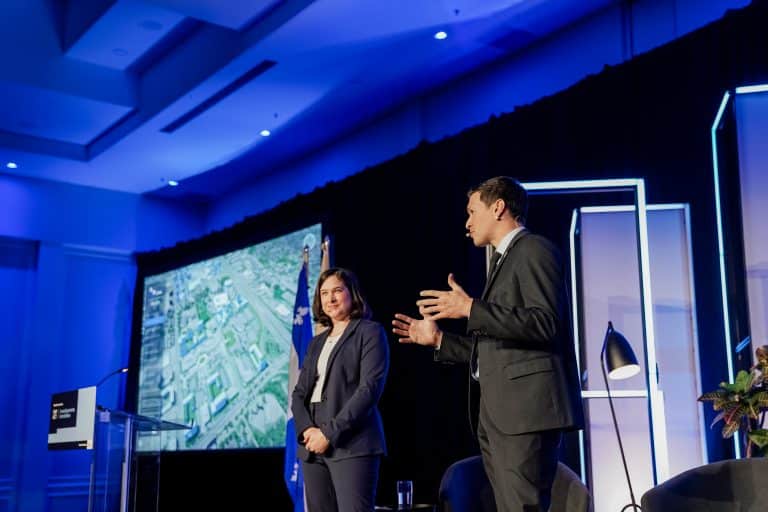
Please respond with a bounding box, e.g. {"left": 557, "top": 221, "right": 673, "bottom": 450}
{"left": 437, "top": 229, "right": 584, "bottom": 435}
{"left": 292, "top": 318, "right": 389, "bottom": 461}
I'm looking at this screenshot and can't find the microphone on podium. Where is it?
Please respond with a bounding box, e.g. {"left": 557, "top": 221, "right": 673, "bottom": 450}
{"left": 95, "top": 367, "right": 129, "bottom": 388}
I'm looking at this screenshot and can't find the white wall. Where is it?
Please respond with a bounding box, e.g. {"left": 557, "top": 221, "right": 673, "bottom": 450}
{"left": 0, "top": 173, "right": 205, "bottom": 252}
{"left": 0, "top": 171, "right": 207, "bottom": 512}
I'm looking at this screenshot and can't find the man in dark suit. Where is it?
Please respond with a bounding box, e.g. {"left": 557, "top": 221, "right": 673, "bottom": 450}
{"left": 393, "top": 176, "right": 583, "bottom": 512}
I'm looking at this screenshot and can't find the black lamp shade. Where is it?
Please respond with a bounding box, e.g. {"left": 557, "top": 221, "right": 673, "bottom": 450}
{"left": 603, "top": 322, "right": 640, "bottom": 380}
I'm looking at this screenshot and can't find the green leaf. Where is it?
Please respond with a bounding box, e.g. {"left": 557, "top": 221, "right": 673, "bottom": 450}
{"left": 701, "top": 360, "right": 768, "bottom": 442}
{"left": 699, "top": 390, "right": 728, "bottom": 402}
{"left": 753, "top": 391, "right": 768, "bottom": 409}
{"left": 721, "top": 370, "right": 753, "bottom": 394}
{"left": 748, "top": 429, "right": 768, "bottom": 449}
{"left": 747, "top": 401, "right": 760, "bottom": 420}
{"left": 722, "top": 420, "right": 741, "bottom": 439}
{"left": 737, "top": 370, "right": 753, "bottom": 393}
{"left": 723, "top": 403, "right": 747, "bottom": 424}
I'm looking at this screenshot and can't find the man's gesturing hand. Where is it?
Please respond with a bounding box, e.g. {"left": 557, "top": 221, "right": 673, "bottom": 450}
{"left": 416, "top": 273, "right": 473, "bottom": 320}
{"left": 392, "top": 313, "right": 442, "bottom": 347}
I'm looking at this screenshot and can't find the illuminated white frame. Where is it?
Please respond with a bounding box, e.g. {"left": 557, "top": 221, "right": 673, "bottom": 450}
{"left": 735, "top": 84, "right": 768, "bottom": 94}
{"left": 577, "top": 203, "right": 709, "bottom": 467}
{"left": 581, "top": 390, "right": 648, "bottom": 398}
{"left": 519, "top": 178, "right": 669, "bottom": 484}
{"left": 708, "top": 84, "right": 768, "bottom": 458}
{"left": 567, "top": 208, "right": 587, "bottom": 481}
{"left": 711, "top": 90, "right": 736, "bottom": 392}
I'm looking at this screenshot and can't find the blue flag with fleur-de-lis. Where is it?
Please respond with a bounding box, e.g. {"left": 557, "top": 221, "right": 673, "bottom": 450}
{"left": 284, "top": 260, "right": 312, "bottom": 512}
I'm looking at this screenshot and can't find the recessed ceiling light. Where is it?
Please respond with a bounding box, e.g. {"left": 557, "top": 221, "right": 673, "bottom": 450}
{"left": 6, "top": 162, "right": 18, "bottom": 169}
{"left": 260, "top": 129, "right": 271, "bottom": 137}
{"left": 434, "top": 31, "right": 448, "bottom": 40}
{"left": 167, "top": 180, "right": 179, "bottom": 187}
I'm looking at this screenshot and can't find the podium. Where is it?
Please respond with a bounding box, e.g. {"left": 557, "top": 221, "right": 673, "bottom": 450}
{"left": 89, "top": 407, "right": 189, "bottom": 512}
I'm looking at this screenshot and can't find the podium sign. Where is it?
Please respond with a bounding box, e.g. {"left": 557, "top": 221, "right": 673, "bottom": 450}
{"left": 48, "top": 386, "right": 96, "bottom": 450}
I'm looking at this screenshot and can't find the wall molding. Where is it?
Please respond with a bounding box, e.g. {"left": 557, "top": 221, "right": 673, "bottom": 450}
{"left": 46, "top": 474, "right": 90, "bottom": 497}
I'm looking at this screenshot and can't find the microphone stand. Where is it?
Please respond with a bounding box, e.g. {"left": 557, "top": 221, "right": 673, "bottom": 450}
{"left": 96, "top": 367, "right": 129, "bottom": 388}
{"left": 94, "top": 368, "right": 129, "bottom": 412}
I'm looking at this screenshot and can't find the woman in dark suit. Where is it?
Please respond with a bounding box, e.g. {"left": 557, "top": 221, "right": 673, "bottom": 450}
{"left": 292, "top": 267, "right": 389, "bottom": 512}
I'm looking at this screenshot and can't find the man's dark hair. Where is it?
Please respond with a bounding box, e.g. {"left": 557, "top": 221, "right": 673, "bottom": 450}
{"left": 469, "top": 176, "right": 528, "bottom": 224}
{"left": 312, "top": 267, "right": 372, "bottom": 327}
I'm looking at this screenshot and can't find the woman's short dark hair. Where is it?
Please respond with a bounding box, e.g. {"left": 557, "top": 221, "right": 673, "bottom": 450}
{"left": 312, "top": 267, "right": 372, "bottom": 327}
{"left": 469, "top": 176, "right": 528, "bottom": 224}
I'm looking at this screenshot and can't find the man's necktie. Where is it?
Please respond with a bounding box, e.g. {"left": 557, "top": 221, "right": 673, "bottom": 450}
{"left": 473, "top": 251, "right": 502, "bottom": 382}
{"left": 488, "top": 251, "right": 502, "bottom": 278}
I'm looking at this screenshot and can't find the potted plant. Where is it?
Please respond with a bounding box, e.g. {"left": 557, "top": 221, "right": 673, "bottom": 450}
{"left": 698, "top": 345, "right": 768, "bottom": 457}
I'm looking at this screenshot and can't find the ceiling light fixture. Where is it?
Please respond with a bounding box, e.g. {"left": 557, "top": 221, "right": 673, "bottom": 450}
{"left": 167, "top": 180, "right": 179, "bottom": 187}
{"left": 434, "top": 31, "right": 448, "bottom": 40}
{"left": 260, "top": 129, "right": 271, "bottom": 137}
{"left": 6, "top": 162, "right": 18, "bottom": 169}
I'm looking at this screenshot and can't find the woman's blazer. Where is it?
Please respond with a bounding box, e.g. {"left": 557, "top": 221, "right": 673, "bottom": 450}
{"left": 292, "top": 318, "right": 389, "bottom": 460}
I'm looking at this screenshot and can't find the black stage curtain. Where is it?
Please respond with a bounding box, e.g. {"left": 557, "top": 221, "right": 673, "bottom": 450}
{"left": 134, "top": 1, "right": 768, "bottom": 508}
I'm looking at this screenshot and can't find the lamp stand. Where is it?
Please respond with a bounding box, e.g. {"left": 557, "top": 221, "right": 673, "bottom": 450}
{"left": 600, "top": 346, "right": 642, "bottom": 512}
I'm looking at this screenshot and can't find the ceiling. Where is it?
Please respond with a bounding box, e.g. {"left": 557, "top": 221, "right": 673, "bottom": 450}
{"left": 0, "top": 0, "right": 617, "bottom": 201}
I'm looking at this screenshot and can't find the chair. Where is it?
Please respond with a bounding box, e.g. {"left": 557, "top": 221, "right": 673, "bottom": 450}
{"left": 549, "top": 462, "right": 592, "bottom": 512}
{"left": 640, "top": 458, "right": 768, "bottom": 512}
{"left": 437, "top": 455, "right": 495, "bottom": 512}
{"left": 437, "top": 455, "right": 591, "bottom": 512}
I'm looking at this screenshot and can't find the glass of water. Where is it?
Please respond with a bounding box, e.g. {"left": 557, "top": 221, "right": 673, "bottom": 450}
{"left": 396, "top": 480, "right": 413, "bottom": 509}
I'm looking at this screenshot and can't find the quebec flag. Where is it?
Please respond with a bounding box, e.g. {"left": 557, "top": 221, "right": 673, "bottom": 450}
{"left": 285, "top": 259, "right": 312, "bottom": 512}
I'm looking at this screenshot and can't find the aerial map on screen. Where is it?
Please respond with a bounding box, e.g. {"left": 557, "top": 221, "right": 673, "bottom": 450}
{"left": 136, "top": 224, "right": 322, "bottom": 451}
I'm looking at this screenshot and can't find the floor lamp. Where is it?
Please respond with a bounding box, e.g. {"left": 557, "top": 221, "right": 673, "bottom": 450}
{"left": 601, "top": 321, "right": 643, "bottom": 512}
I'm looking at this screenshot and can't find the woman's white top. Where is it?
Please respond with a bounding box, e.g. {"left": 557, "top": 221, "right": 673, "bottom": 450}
{"left": 310, "top": 331, "right": 343, "bottom": 403}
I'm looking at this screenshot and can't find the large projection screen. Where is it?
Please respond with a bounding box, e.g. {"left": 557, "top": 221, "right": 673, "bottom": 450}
{"left": 135, "top": 223, "right": 322, "bottom": 451}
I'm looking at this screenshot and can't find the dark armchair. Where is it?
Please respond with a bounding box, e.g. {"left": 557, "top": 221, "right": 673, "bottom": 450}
{"left": 438, "top": 455, "right": 495, "bottom": 512}
{"left": 641, "top": 458, "right": 768, "bottom": 512}
{"left": 437, "top": 455, "right": 591, "bottom": 512}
